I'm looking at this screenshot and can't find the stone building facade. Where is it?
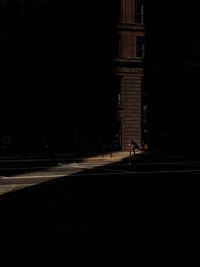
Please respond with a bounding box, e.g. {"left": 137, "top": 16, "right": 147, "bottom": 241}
{"left": 113, "top": 0, "right": 145, "bottom": 151}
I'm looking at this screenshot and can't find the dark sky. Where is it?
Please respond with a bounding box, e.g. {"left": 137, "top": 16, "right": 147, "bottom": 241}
{"left": 1, "top": 1, "right": 115, "bottom": 126}
{"left": 145, "top": 1, "right": 200, "bottom": 148}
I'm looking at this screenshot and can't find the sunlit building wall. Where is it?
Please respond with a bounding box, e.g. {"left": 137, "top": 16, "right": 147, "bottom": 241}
{"left": 113, "top": 0, "right": 145, "bottom": 150}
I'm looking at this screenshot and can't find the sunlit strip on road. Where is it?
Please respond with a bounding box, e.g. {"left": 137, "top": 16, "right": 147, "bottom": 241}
{"left": 1, "top": 174, "right": 68, "bottom": 179}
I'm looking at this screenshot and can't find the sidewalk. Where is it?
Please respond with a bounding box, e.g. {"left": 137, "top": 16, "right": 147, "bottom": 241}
{"left": 1, "top": 149, "right": 196, "bottom": 170}
{"left": 0, "top": 151, "right": 130, "bottom": 170}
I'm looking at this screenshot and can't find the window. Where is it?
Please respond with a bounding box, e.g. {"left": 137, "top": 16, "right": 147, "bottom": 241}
{"left": 135, "top": 0, "right": 144, "bottom": 24}
{"left": 136, "top": 36, "right": 144, "bottom": 58}
{"left": 111, "top": 121, "right": 122, "bottom": 150}
{"left": 113, "top": 75, "right": 122, "bottom": 107}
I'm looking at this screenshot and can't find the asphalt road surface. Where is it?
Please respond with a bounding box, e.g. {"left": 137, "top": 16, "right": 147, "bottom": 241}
{"left": 0, "top": 157, "right": 200, "bottom": 254}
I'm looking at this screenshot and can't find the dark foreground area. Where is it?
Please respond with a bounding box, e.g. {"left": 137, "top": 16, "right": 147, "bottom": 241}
{"left": 0, "top": 157, "right": 200, "bottom": 256}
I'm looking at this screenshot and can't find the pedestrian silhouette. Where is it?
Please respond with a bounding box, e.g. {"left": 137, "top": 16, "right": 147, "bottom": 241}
{"left": 129, "top": 139, "right": 143, "bottom": 156}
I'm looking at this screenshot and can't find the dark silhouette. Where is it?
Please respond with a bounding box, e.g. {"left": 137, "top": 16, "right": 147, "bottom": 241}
{"left": 129, "top": 139, "right": 144, "bottom": 156}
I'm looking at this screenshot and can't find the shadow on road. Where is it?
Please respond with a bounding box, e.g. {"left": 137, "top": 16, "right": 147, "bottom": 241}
{"left": 0, "top": 156, "right": 182, "bottom": 251}
{"left": 1, "top": 151, "right": 200, "bottom": 253}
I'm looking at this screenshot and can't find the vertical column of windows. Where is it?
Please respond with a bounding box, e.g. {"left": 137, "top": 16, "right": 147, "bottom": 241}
{"left": 135, "top": 0, "right": 144, "bottom": 24}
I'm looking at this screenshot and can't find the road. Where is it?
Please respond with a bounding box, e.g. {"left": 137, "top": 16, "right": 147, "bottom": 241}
{"left": 1, "top": 157, "right": 200, "bottom": 194}
{"left": 0, "top": 155, "right": 200, "bottom": 252}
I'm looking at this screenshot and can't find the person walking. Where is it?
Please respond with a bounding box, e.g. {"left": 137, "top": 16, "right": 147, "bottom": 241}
{"left": 129, "top": 139, "right": 143, "bottom": 156}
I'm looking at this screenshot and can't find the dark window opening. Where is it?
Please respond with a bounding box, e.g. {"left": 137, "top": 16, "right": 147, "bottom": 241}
{"left": 111, "top": 121, "right": 122, "bottom": 151}
{"left": 112, "top": 75, "right": 122, "bottom": 107}
{"left": 135, "top": 0, "right": 144, "bottom": 24}
{"left": 136, "top": 36, "right": 144, "bottom": 58}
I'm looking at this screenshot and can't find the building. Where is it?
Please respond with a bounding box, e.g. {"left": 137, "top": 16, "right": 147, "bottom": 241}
{"left": 112, "top": 0, "right": 146, "bottom": 151}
